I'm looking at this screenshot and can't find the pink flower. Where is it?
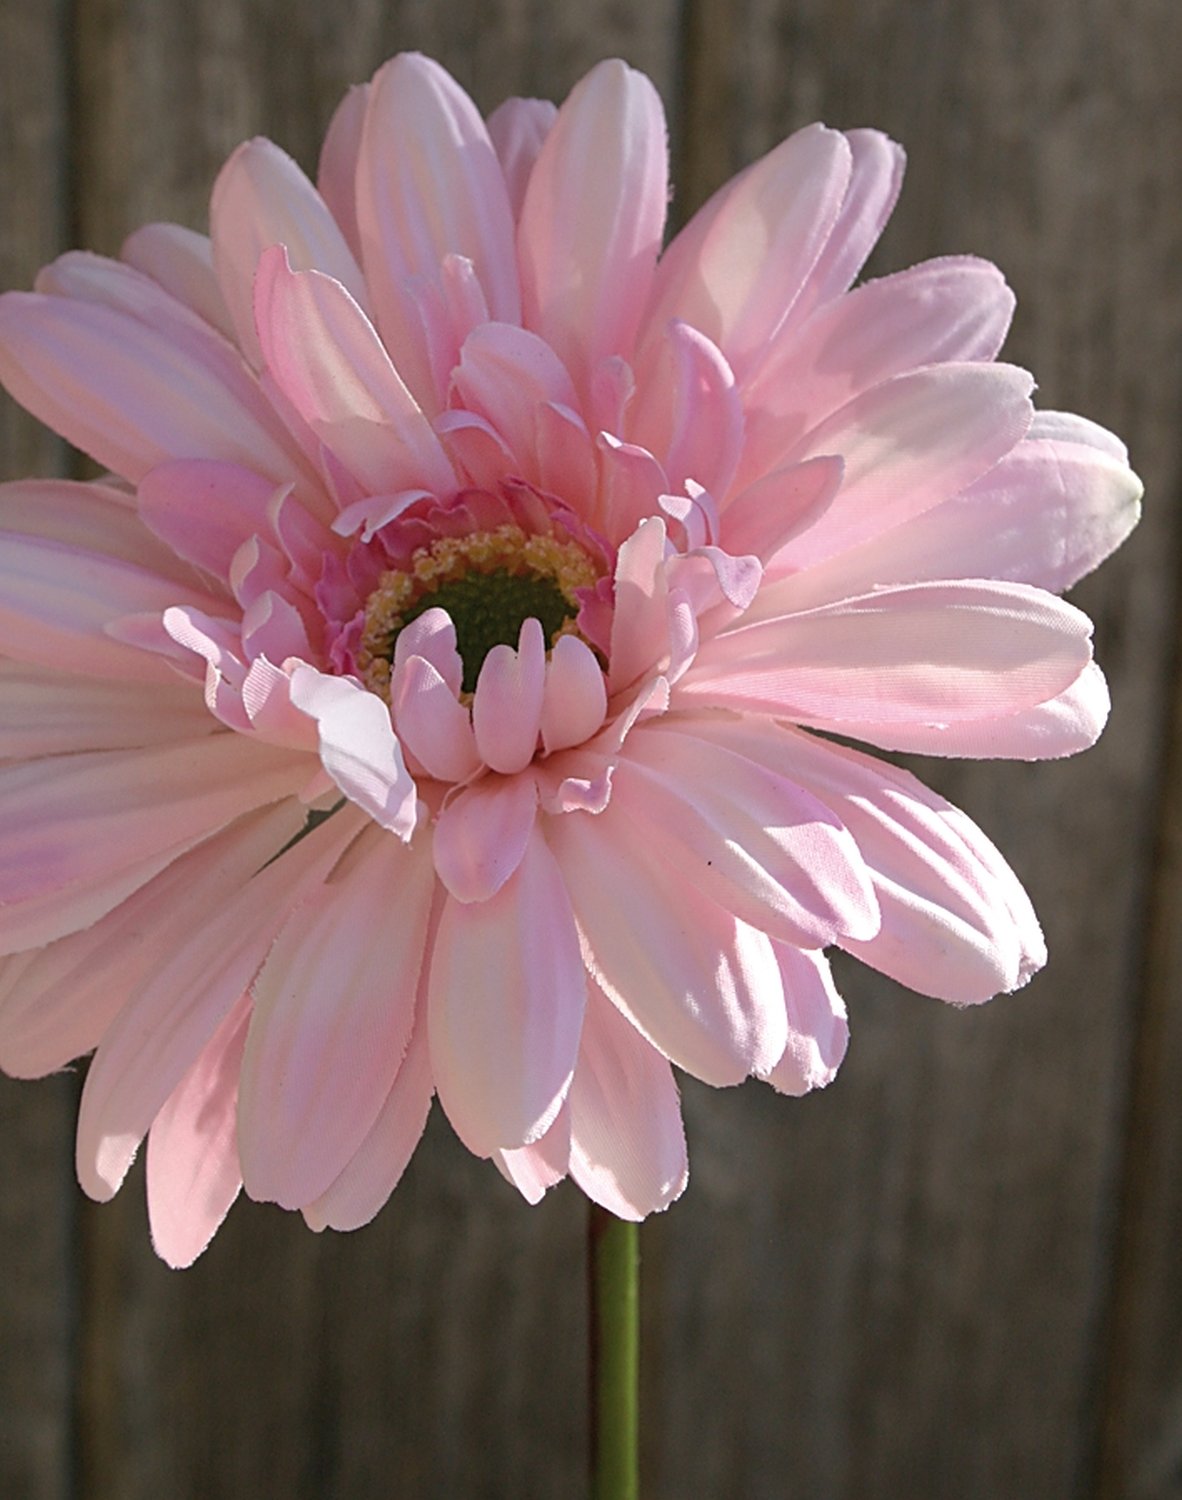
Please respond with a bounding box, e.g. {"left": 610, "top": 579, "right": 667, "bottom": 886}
{"left": 0, "top": 55, "right": 1139, "bottom": 1267}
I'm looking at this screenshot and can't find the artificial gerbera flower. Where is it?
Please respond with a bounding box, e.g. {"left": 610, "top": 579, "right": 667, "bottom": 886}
{"left": 0, "top": 54, "right": 1139, "bottom": 1267}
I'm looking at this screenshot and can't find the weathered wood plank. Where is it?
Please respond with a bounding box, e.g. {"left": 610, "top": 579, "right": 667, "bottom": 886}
{"left": 0, "top": 4, "right": 78, "bottom": 1497}
{"left": 651, "top": 2, "right": 1181, "bottom": 1497}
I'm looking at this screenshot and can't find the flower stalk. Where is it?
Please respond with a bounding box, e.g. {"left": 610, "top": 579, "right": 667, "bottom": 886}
{"left": 589, "top": 1205, "right": 640, "bottom": 1500}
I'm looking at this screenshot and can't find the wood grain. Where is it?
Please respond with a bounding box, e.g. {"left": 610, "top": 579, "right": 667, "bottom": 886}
{"left": 1, "top": 1, "right": 1179, "bottom": 1496}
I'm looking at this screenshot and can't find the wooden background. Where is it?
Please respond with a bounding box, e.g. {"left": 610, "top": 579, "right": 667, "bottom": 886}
{"left": 1, "top": 1, "right": 1180, "bottom": 1496}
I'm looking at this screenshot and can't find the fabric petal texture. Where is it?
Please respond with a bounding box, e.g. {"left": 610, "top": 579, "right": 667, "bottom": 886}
{"left": 0, "top": 51, "right": 1138, "bottom": 1261}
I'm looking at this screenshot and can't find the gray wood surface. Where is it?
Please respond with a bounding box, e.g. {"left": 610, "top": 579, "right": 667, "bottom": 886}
{"left": 1, "top": 2, "right": 1179, "bottom": 1497}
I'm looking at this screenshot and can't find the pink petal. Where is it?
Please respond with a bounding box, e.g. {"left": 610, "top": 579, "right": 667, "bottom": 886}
{"left": 740, "top": 256, "right": 1015, "bottom": 482}
{"left": 302, "top": 1017, "right": 434, "bottom": 1232}
{"left": 486, "top": 97, "right": 559, "bottom": 220}
{"left": 778, "top": 363, "right": 1036, "bottom": 569}
{"left": 211, "top": 136, "right": 370, "bottom": 366}
{"left": 238, "top": 824, "right": 434, "bottom": 1208}
{"left": 316, "top": 83, "right": 370, "bottom": 260}
{"left": 568, "top": 982, "right": 687, "bottom": 1219}
{"left": 0, "top": 802, "right": 305, "bottom": 1078}
{"left": 0, "top": 734, "right": 308, "bottom": 909}
{"left": 718, "top": 456, "right": 844, "bottom": 569}
{"left": 641, "top": 124, "right": 851, "bottom": 380}
{"left": 74, "top": 803, "right": 365, "bottom": 1199}
{"left": 627, "top": 321, "right": 743, "bottom": 499}
{"left": 607, "top": 516, "right": 670, "bottom": 695}
{"left": 540, "top": 635, "right": 608, "bottom": 753}
{"left": 253, "top": 245, "right": 455, "bottom": 498}
{"left": 146, "top": 992, "right": 250, "bottom": 1268}
{"left": 138, "top": 459, "right": 277, "bottom": 581}
{"left": 391, "top": 654, "right": 482, "bottom": 783}
{"left": 614, "top": 719, "right": 879, "bottom": 945}
{"left": 550, "top": 802, "right": 787, "bottom": 1083}
{"left": 760, "top": 947, "right": 848, "bottom": 1095}
{"left": 0, "top": 660, "right": 213, "bottom": 759}
{"left": 518, "top": 59, "right": 667, "bottom": 395}
{"left": 120, "top": 222, "right": 236, "bottom": 339}
{"left": 289, "top": 666, "right": 418, "bottom": 837}
{"left": 428, "top": 828, "right": 585, "bottom": 1153}
{"left": 493, "top": 1105, "right": 571, "bottom": 1204}
{"left": 472, "top": 617, "right": 546, "bottom": 774}
{"left": 684, "top": 580, "right": 1093, "bottom": 727}
{"left": 356, "top": 53, "right": 520, "bottom": 410}
{"left": 792, "top": 128, "right": 906, "bottom": 314}
{"left": 450, "top": 321, "right": 579, "bottom": 482}
{"left": 836, "top": 660, "right": 1111, "bottom": 761}
{"left": 432, "top": 771, "right": 537, "bottom": 902}
{"left": 0, "top": 285, "right": 309, "bottom": 488}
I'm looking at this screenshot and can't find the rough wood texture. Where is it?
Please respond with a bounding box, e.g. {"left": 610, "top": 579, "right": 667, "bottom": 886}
{"left": 1, "top": 1, "right": 1180, "bottom": 1496}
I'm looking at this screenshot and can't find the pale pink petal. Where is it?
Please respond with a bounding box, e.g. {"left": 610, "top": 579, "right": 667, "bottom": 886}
{"left": 0, "top": 802, "right": 305, "bottom": 1077}
{"left": 640, "top": 124, "right": 851, "bottom": 379}
{"left": 356, "top": 53, "right": 520, "bottom": 409}
{"left": 121, "top": 222, "right": 237, "bottom": 339}
{"left": 614, "top": 720, "right": 879, "bottom": 945}
{"left": 472, "top": 617, "right": 546, "bottom": 774}
{"left": 0, "top": 476, "right": 185, "bottom": 573}
{"left": 540, "top": 635, "right": 608, "bottom": 753}
{"left": 0, "top": 283, "right": 311, "bottom": 488}
{"left": 0, "top": 661, "right": 213, "bottom": 759}
{"left": 718, "top": 456, "right": 844, "bottom": 568}
{"left": 792, "top": 128, "right": 906, "bottom": 315}
{"left": 0, "top": 734, "right": 308, "bottom": 909}
{"left": 432, "top": 771, "right": 537, "bottom": 902}
{"left": 518, "top": 59, "right": 667, "bottom": 395}
{"left": 740, "top": 257, "right": 1015, "bottom": 481}
{"left": 494, "top": 1105, "right": 571, "bottom": 1204}
{"left": 1030, "top": 409, "right": 1128, "bottom": 462}
{"left": 607, "top": 517, "right": 670, "bottom": 695}
{"left": 760, "top": 947, "right": 848, "bottom": 1095}
{"left": 316, "top": 83, "right": 370, "bottom": 259}
{"left": 684, "top": 580, "right": 1093, "bottom": 727}
{"left": 568, "top": 982, "right": 687, "bottom": 1219}
{"left": 391, "top": 605, "right": 465, "bottom": 697}
{"left": 238, "top": 824, "right": 434, "bottom": 1208}
{"left": 776, "top": 363, "right": 1036, "bottom": 569}
{"left": 303, "top": 1018, "right": 434, "bottom": 1232}
{"left": 211, "top": 136, "right": 370, "bottom": 365}
{"left": 428, "top": 829, "right": 585, "bottom": 1153}
{"left": 450, "top": 322, "right": 579, "bottom": 481}
{"left": 138, "top": 459, "right": 276, "bottom": 581}
{"left": 837, "top": 660, "right": 1111, "bottom": 761}
{"left": 486, "top": 97, "right": 558, "bottom": 219}
{"left": 550, "top": 802, "right": 787, "bottom": 1083}
{"left": 391, "top": 655, "right": 482, "bottom": 783}
{"left": 253, "top": 245, "right": 455, "bottom": 497}
{"left": 289, "top": 666, "right": 418, "bottom": 837}
{"left": 146, "top": 992, "right": 250, "bottom": 1268}
{"left": 594, "top": 433, "right": 669, "bottom": 545}
{"left": 627, "top": 322, "right": 743, "bottom": 499}
{"left": 74, "top": 804, "right": 364, "bottom": 1200}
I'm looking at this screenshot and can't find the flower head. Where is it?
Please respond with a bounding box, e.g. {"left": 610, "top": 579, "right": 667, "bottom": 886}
{"left": 0, "top": 55, "right": 1140, "bottom": 1265}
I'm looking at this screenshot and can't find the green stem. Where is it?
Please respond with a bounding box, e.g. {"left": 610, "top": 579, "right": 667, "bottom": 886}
{"left": 588, "top": 1204, "right": 639, "bottom": 1500}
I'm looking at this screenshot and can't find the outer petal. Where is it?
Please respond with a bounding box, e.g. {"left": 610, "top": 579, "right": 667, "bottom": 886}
{"left": 428, "top": 828, "right": 585, "bottom": 1153}
{"left": 0, "top": 285, "right": 309, "bottom": 488}
{"left": 356, "top": 53, "right": 520, "bottom": 409}
{"left": 640, "top": 124, "right": 850, "bottom": 379}
{"left": 74, "top": 804, "right": 365, "bottom": 1200}
{"left": 683, "top": 580, "right": 1094, "bottom": 728}
{"left": 518, "top": 59, "right": 667, "bottom": 395}
{"left": 486, "top": 97, "right": 558, "bottom": 219}
{"left": 0, "top": 802, "right": 305, "bottom": 1077}
{"left": 568, "top": 982, "right": 687, "bottom": 1219}
{"left": 238, "top": 824, "right": 434, "bottom": 1208}
{"left": 146, "top": 992, "right": 250, "bottom": 1268}
{"left": 120, "top": 222, "right": 237, "bottom": 339}
{"left": 760, "top": 947, "right": 849, "bottom": 1095}
{"left": 550, "top": 801, "right": 788, "bottom": 1084}
{"left": 253, "top": 246, "right": 455, "bottom": 498}
{"left": 316, "top": 83, "right": 369, "bottom": 259}
{"left": 302, "top": 1018, "right": 434, "bottom": 1232}
{"left": 211, "top": 136, "right": 370, "bottom": 365}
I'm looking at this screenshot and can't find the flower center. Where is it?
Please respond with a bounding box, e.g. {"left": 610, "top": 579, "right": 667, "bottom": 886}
{"left": 358, "top": 524, "right": 600, "bottom": 695}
